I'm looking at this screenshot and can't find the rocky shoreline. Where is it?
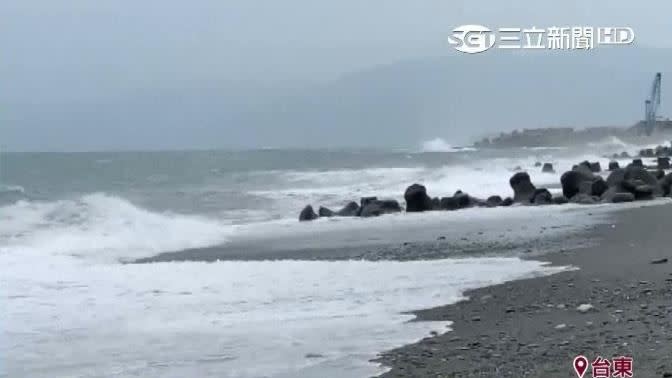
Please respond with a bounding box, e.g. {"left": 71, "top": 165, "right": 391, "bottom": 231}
{"left": 376, "top": 204, "right": 672, "bottom": 377}
{"left": 298, "top": 156, "right": 672, "bottom": 222}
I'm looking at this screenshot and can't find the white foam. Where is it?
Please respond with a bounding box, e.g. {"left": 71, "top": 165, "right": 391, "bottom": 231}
{"left": 0, "top": 193, "right": 233, "bottom": 262}
{"left": 1, "top": 256, "right": 571, "bottom": 378}
{"left": 249, "top": 157, "right": 571, "bottom": 211}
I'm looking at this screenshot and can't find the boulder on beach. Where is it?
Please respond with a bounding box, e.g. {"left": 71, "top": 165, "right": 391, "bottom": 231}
{"left": 606, "top": 166, "right": 662, "bottom": 199}
{"left": 610, "top": 192, "right": 635, "bottom": 203}
{"left": 534, "top": 162, "right": 542, "bottom": 167}
{"left": 600, "top": 187, "right": 635, "bottom": 203}
{"left": 660, "top": 173, "right": 672, "bottom": 196}
{"left": 576, "top": 160, "right": 600, "bottom": 173}
{"left": 608, "top": 161, "right": 620, "bottom": 171}
{"left": 570, "top": 193, "right": 599, "bottom": 204}
{"left": 631, "top": 159, "right": 644, "bottom": 168}
{"left": 655, "top": 145, "right": 672, "bottom": 156}
{"left": 486, "top": 195, "right": 503, "bottom": 207}
{"left": 509, "top": 172, "right": 536, "bottom": 203}
{"left": 560, "top": 169, "right": 607, "bottom": 199}
{"left": 552, "top": 195, "right": 569, "bottom": 204}
{"left": 542, "top": 163, "right": 555, "bottom": 173}
{"left": 404, "top": 183, "right": 433, "bottom": 212}
{"left": 658, "top": 157, "right": 670, "bottom": 170}
{"left": 336, "top": 201, "right": 360, "bottom": 216}
{"left": 640, "top": 148, "right": 655, "bottom": 157}
{"left": 318, "top": 206, "right": 335, "bottom": 217}
{"left": 299, "top": 205, "right": 319, "bottom": 221}
{"left": 360, "top": 196, "right": 378, "bottom": 209}
{"left": 359, "top": 199, "right": 401, "bottom": 217}
{"left": 531, "top": 188, "right": 553, "bottom": 205}
{"left": 440, "top": 191, "right": 473, "bottom": 211}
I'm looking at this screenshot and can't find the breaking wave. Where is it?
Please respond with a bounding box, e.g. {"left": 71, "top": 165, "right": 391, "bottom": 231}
{"left": 420, "top": 138, "right": 476, "bottom": 153}
{"left": 0, "top": 193, "right": 232, "bottom": 263}
{"left": 587, "top": 136, "right": 639, "bottom": 155}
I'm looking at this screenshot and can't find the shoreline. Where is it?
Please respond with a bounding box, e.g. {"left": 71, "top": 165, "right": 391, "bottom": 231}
{"left": 376, "top": 203, "right": 672, "bottom": 377}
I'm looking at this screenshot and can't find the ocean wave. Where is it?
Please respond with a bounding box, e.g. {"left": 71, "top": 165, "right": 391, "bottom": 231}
{"left": 0, "top": 193, "right": 232, "bottom": 263}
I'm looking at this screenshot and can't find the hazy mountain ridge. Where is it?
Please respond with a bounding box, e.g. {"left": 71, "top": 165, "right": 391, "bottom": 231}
{"left": 5, "top": 48, "right": 672, "bottom": 151}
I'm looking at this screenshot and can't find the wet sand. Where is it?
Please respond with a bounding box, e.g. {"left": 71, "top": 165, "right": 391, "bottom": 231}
{"left": 377, "top": 204, "right": 672, "bottom": 377}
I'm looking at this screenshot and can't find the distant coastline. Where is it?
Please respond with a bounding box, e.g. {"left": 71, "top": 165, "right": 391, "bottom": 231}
{"left": 474, "top": 121, "right": 672, "bottom": 149}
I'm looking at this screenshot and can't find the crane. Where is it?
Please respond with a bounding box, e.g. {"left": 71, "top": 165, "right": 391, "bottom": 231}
{"left": 644, "top": 72, "right": 662, "bottom": 136}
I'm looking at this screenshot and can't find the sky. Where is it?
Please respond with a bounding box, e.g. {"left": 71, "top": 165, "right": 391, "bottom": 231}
{"left": 3, "top": 0, "right": 672, "bottom": 151}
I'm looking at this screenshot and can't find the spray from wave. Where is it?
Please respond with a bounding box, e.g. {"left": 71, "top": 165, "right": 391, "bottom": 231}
{"left": 587, "top": 136, "right": 639, "bottom": 155}
{"left": 420, "top": 138, "right": 476, "bottom": 153}
{"left": 0, "top": 193, "right": 232, "bottom": 263}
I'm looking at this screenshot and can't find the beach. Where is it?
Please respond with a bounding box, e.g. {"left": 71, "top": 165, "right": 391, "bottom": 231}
{"left": 378, "top": 203, "right": 672, "bottom": 377}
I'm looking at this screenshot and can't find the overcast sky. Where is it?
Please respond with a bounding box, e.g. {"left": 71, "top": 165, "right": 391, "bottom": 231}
{"left": 3, "top": 0, "right": 672, "bottom": 151}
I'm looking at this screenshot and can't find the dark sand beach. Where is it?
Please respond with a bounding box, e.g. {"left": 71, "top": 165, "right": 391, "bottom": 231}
{"left": 377, "top": 203, "right": 672, "bottom": 377}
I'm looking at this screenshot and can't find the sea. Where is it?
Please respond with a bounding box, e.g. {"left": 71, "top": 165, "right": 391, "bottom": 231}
{"left": 0, "top": 137, "right": 658, "bottom": 378}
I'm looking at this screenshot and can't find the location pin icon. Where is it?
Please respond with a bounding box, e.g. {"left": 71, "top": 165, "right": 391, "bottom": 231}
{"left": 573, "top": 355, "right": 589, "bottom": 378}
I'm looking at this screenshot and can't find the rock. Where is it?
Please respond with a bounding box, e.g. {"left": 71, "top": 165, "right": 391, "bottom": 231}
{"left": 658, "top": 157, "right": 671, "bottom": 170}
{"left": 360, "top": 196, "right": 378, "bottom": 209}
{"left": 532, "top": 188, "right": 553, "bottom": 205}
{"left": 570, "top": 193, "right": 599, "bottom": 204}
{"left": 641, "top": 148, "right": 655, "bottom": 157}
{"left": 576, "top": 304, "right": 595, "bottom": 313}
{"left": 404, "top": 183, "right": 433, "bottom": 212}
{"left": 336, "top": 201, "right": 360, "bottom": 216}
{"left": 620, "top": 151, "right": 630, "bottom": 158}
{"left": 359, "top": 199, "right": 401, "bottom": 217}
{"left": 601, "top": 188, "right": 635, "bottom": 203}
{"left": 589, "top": 162, "right": 602, "bottom": 172}
{"left": 631, "top": 158, "right": 644, "bottom": 168}
{"left": 651, "top": 258, "right": 669, "bottom": 264}
{"left": 440, "top": 192, "right": 473, "bottom": 211}
{"left": 561, "top": 169, "right": 607, "bottom": 199}
{"left": 661, "top": 173, "right": 672, "bottom": 196}
{"left": 591, "top": 178, "right": 609, "bottom": 197}
{"left": 541, "top": 163, "right": 555, "bottom": 173}
{"left": 633, "top": 184, "right": 655, "bottom": 200}
{"left": 608, "top": 161, "right": 620, "bottom": 171}
{"left": 318, "top": 206, "right": 335, "bottom": 217}
{"left": 299, "top": 205, "right": 318, "bottom": 221}
{"left": 656, "top": 169, "right": 666, "bottom": 179}
{"left": 509, "top": 172, "right": 536, "bottom": 203}
{"left": 534, "top": 161, "right": 542, "bottom": 167}
{"left": 486, "top": 195, "right": 503, "bottom": 207}
{"left": 552, "top": 195, "right": 569, "bottom": 204}
{"left": 606, "top": 166, "right": 662, "bottom": 198}
{"left": 500, "top": 197, "right": 514, "bottom": 207}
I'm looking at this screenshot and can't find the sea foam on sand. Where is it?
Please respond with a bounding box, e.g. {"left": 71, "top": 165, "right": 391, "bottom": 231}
{"left": 2, "top": 252, "right": 570, "bottom": 378}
